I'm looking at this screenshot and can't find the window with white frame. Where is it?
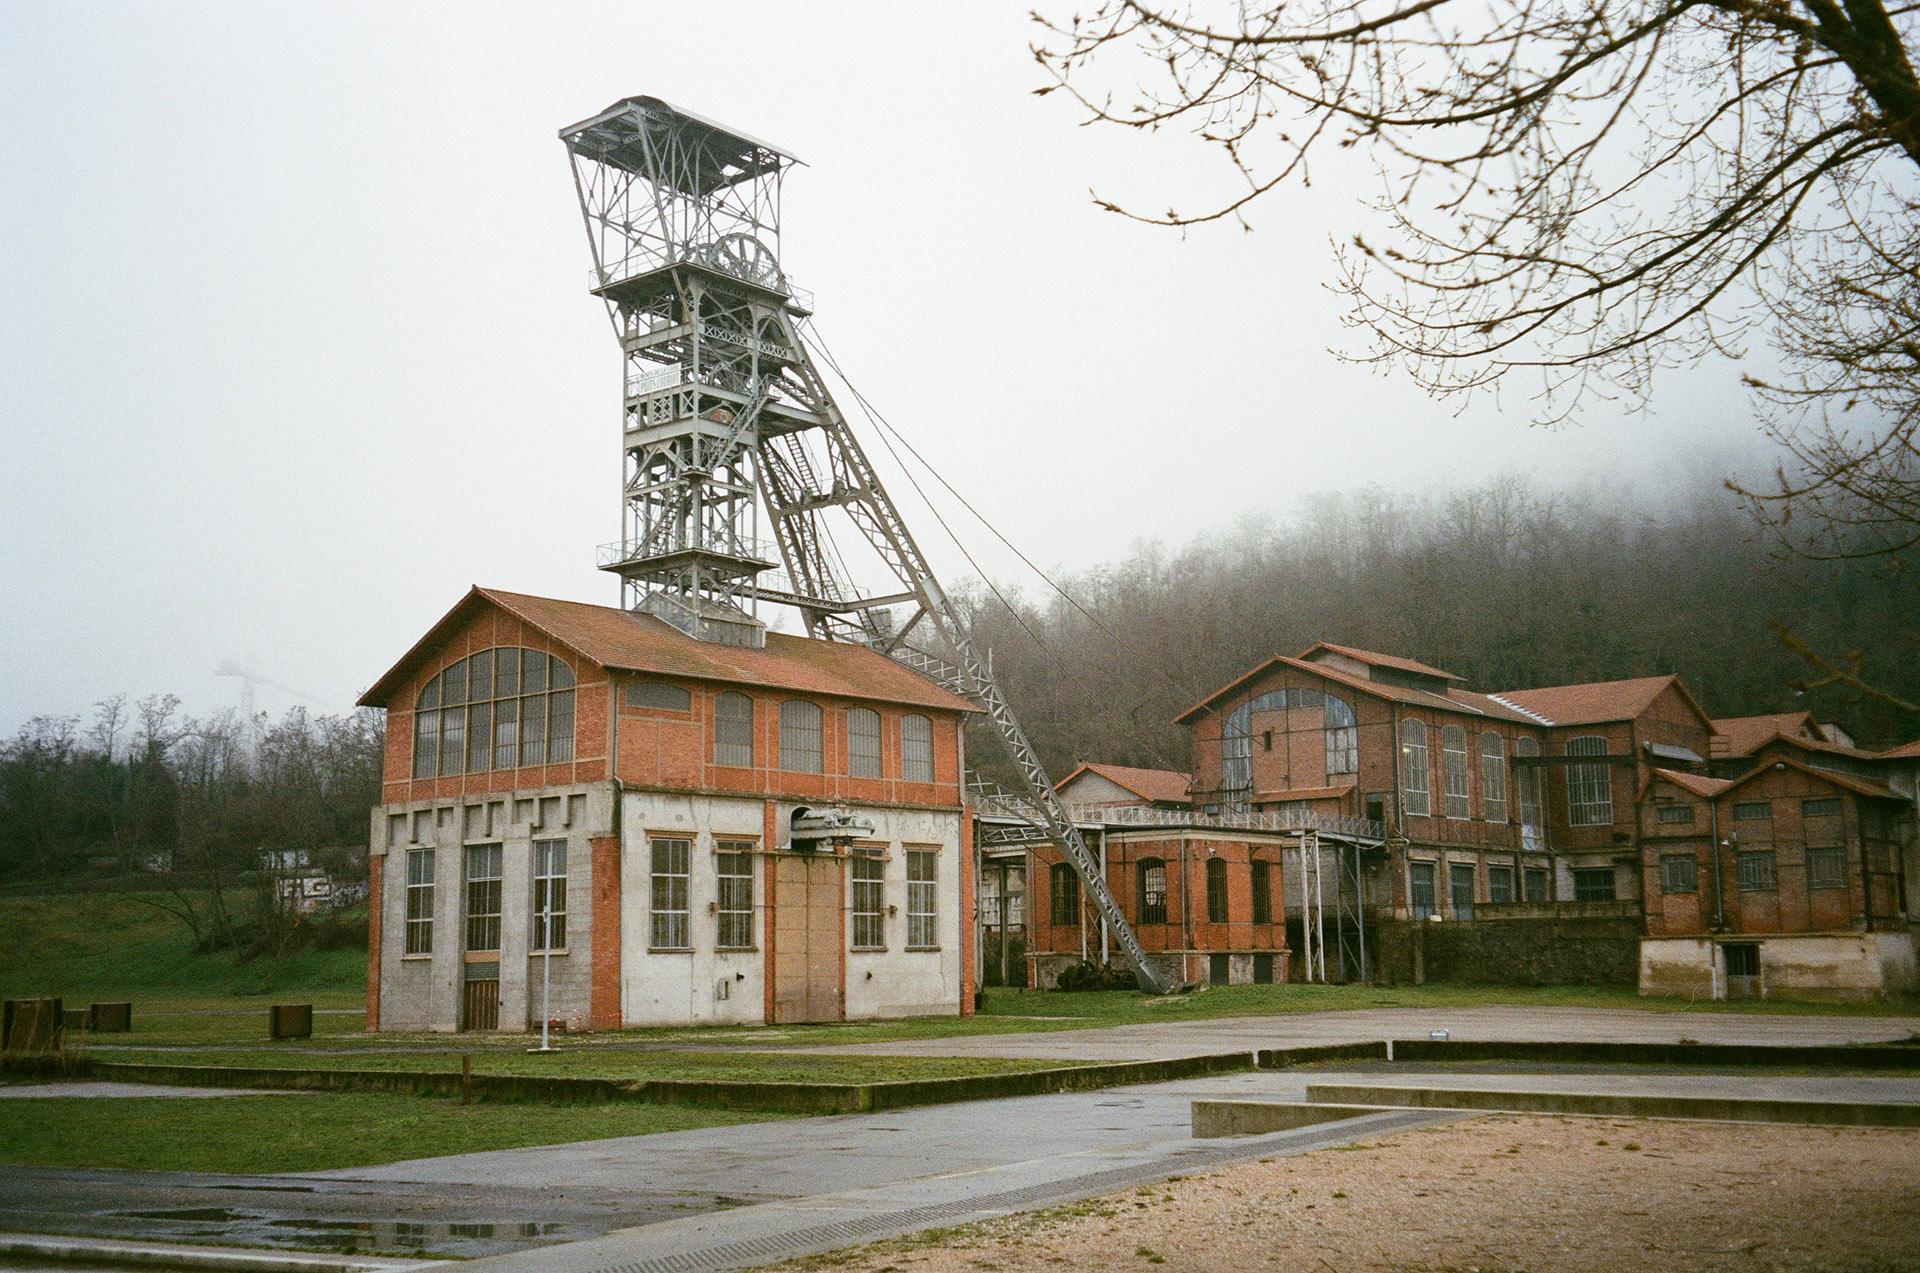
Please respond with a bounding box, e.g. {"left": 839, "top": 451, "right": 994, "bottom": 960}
{"left": 713, "top": 692, "right": 754, "bottom": 768}
{"left": 715, "top": 843, "right": 754, "bottom": 949}
{"left": 851, "top": 852, "right": 885, "bottom": 949}
{"left": 848, "top": 707, "right": 883, "bottom": 778}
{"left": 1400, "top": 719, "right": 1430, "bottom": 817}
{"left": 1566, "top": 736, "right": 1613, "bottom": 826}
{"left": 412, "top": 649, "right": 575, "bottom": 778}
{"left": 1480, "top": 732, "right": 1508, "bottom": 823}
{"left": 780, "top": 700, "right": 823, "bottom": 773}
{"left": 531, "top": 839, "right": 566, "bottom": 950}
{"left": 906, "top": 849, "right": 937, "bottom": 948}
{"left": 404, "top": 848, "right": 435, "bottom": 955}
{"left": 464, "top": 843, "right": 502, "bottom": 952}
{"left": 1442, "top": 725, "right": 1471, "bottom": 819}
{"left": 650, "top": 838, "right": 691, "bottom": 949}
{"left": 901, "top": 714, "right": 934, "bottom": 783}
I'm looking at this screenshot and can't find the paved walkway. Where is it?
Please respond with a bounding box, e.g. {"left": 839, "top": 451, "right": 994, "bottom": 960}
{"left": 790, "top": 1005, "right": 1920, "bottom": 1060}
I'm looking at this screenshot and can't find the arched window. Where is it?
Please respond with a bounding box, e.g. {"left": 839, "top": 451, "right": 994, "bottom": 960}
{"left": 1050, "top": 862, "right": 1080, "bottom": 926}
{"left": 1325, "top": 695, "right": 1358, "bottom": 775}
{"left": 413, "top": 649, "right": 575, "bottom": 779}
{"left": 1515, "top": 735, "right": 1544, "bottom": 849}
{"left": 1220, "top": 688, "right": 1359, "bottom": 805}
{"left": 713, "top": 692, "right": 753, "bottom": 768}
{"left": 1480, "top": 731, "right": 1508, "bottom": 823}
{"left": 1137, "top": 858, "right": 1168, "bottom": 924}
{"left": 901, "top": 714, "right": 934, "bottom": 783}
{"left": 1206, "top": 857, "right": 1229, "bottom": 923}
{"left": 1400, "top": 719, "right": 1430, "bottom": 817}
{"left": 1442, "top": 725, "right": 1471, "bottom": 819}
{"left": 847, "top": 707, "right": 882, "bottom": 778}
{"left": 1567, "top": 735, "right": 1613, "bottom": 826}
{"left": 779, "top": 700, "right": 823, "bottom": 773}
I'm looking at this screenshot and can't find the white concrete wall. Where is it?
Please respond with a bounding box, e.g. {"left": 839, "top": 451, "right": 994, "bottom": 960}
{"left": 618, "top": 791, "right": 964, "bottom": 1027}
{"left": 1640, "top": 932, "right": 1919, "bottom": 1002}
{"left": 371, "top": 783, "right": 612, "bottom": 1033}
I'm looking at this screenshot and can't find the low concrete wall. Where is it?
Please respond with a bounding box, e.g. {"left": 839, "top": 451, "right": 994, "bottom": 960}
{"left": 1640, "top": 933, "right": 1920, "bottom": 1002}
{"left": 1192, "top": 1099, "right": 1382, "bottom": 1137}
{"left": 1304, "top": 1082, "right": 1920, "bottom": 1127}
{"left": 1371, "top": 915, "right": 1641, "bottom": 986}
{"left": 1390, "top": 1038, "right": 1920, "bottom": 1070}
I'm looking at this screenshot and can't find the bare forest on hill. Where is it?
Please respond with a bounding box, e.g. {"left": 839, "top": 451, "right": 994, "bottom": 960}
{"left": 957, "top": 479, "right": 1920, "bottom": 782}
{"left": 0, "top": 699, "right": 383, "bottom": 956}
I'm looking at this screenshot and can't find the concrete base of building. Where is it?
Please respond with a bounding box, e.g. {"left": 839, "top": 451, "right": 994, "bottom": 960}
{"left": 1029, "top": 950, "right": 1290, "bottom": 991}
{"left": 1640, "top": 932, "right": 1920, "bottom": 1002}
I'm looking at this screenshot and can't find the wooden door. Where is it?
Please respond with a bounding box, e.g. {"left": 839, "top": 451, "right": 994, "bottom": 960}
{"left": 463, "top": 971, "right": 500, "bottom": 1031}
{"left": 773, "top": 853, "right": 844, "bottom": 1023}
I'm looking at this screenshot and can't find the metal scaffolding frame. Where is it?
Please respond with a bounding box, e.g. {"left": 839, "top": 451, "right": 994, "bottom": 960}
{"left": 561, "top": 96, "right": 1174, "bottom": 993}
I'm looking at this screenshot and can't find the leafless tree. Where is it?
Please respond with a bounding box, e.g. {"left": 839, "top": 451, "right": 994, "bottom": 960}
{"left": 1033, "top": 0, "right": 1920, "bottom": 559}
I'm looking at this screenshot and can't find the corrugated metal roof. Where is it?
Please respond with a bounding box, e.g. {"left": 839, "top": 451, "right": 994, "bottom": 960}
{"left": 359, "top": 587, "right": 973, "bottom": 715}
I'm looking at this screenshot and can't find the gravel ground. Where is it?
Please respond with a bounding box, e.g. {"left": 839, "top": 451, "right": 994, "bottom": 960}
{"left": 775, "top": 1116, "right": 1920, "bottom": 1273}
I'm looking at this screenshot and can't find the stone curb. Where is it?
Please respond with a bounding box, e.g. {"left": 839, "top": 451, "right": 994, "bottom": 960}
{"left": 0, "top": 1232, "right": 440, "bottom": 1273}
{"left": 1304, "top": 1082, "right": 1920, "bottom": 1127}
{"left": 1389, "top": 1038, "right": 1920, "bottom": 1068}
{"left": 0, "top": 1048, "right": 1290, "bottom": 1114}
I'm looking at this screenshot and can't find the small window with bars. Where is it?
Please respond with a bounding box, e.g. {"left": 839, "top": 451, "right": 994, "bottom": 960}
{"left": 901, "top": 714, "right": 935, "bottom": 783}
{"left": 1661, "top": 853, "right": 1698, "bottom": 894}
{"left": 780, "top": 700, "right": 823, "bottom": 773}
{"left": 1806, "top": 846, "right": 1846, "bottom": 890}
{"left": 1572, "top": 866, "right": 1616, "bottom": 901}
{"left": 713, "top": 693, "right": 754, "bottom": 768}
{"left": 405, "top": 848, "right": 435, "bottom": 955}
{"left": 1488, "top": 864, "right": 1514, "bottom": 904}
{"left": 715, "top": 844, "right": 755, "bottom": 948}
{"left": 1801, "top": 798, "right": 1843, "bottom": 819}
{"left": 1206, "top": 857, "right": 1229, "bottom": 923}
{"left": 650, "top": 838, "right": 691, "bottom": 949}
{"left": 1251, "top": 858, "right": 1272, "bottom": 924}
{"left": 851, "top": 853, "right": 885, "bottom": 949}
{"left": 1408, "top": 860, "right": 1436, "bottom": 920}
{"left": 1050, "top": 862, "right": 1080, "bottom": 926}
{"left": 1656, "top": 804, "right": 1695, "bottom": 825}
{"left": 906, "top": 849, "right": 937, "bottom": 948}
{"left": 1737, "top": 849, "right": 1777, "bottom": 891}
{"left": 1732, "top": 801, "right": 1772, "bottom": 821}
{"left": 1137, "top": 858, "right": 1168, "bottom": 924}
{"left": 848, "top": 707, "right": 883, "bottom": 778}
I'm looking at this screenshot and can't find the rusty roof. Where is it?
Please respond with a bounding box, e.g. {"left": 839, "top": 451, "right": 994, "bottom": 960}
{"left": 1719, "top": 755, "right": 1904, "bottom": 802}
{"left": 1710, "top": 711, "right": 1819, "bottom": 758}
{"left": 1060, "top": 763, "right": 1193, "bottom": 805}
{"left": 1649, "top": 768, "right": 1734, "bottom": 799}
{"left": 1176, "top": 654, "right": 1539, "bottom": 726}
{"left": 1489, "top": 675, "right": 1710, "bottom": 729}
{"left": 1299, "top": 642, "right": 1464, "bottom": 682}
{"left": 360, "top": 587, "right": 974, "bottom": 714}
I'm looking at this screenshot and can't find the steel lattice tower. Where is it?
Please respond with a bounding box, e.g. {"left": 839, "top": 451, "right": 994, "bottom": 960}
{"left": 561, "top": 96, "right": 1170, "bottom": 993}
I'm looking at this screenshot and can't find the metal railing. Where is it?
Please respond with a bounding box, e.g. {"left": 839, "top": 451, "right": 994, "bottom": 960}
{"left": 597, "top": 536, "right": 778, "bottom": 569}
{"left": 593, "top": 249, "right": 812, "bottom": 312}
{"left": 964, "top": 770, "right": 1388, "bottom": 843}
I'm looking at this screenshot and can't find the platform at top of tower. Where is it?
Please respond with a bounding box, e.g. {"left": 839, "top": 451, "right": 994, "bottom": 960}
{"left": 561, "top": 96, "right": 799, "bottom": 195}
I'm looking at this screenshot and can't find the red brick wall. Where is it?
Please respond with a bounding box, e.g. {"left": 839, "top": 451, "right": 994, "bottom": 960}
{"left": 1027, "top": 834, "right": 1290, "bottom": 958}
{"left": 365, "top": 854, "right": 383, "bottom": 1033}
{"left": 588, "top": 835, "right": 622, "bottom": 1030}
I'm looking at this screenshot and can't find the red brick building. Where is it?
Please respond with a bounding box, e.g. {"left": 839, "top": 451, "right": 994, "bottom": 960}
{"left": 359, "top": 587, "right": 976, "bottom": 1031}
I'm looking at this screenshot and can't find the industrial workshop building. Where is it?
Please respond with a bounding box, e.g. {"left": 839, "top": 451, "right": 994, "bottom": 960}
{"left": 359, "top": 587, "right": 974, "bottom": 1032}
{"left": 1017, "top": 642, "right": 1917, "bottom": 1001}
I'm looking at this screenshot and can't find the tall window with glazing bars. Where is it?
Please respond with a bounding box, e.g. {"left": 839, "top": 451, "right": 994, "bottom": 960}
{"left": 1218, "top": 688, "right": 1358, "bottom": 807}
{"left": 414, "top": 649, "right": 576, "bottom": 778}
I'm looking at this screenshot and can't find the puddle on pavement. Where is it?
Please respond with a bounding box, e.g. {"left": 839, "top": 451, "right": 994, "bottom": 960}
{"left": 100, "top": 1209, "right": 569, "bottom": 1257}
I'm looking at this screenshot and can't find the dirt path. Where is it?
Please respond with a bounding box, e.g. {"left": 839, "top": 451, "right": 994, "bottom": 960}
{"left": 776, "top": 1116, "right": 1920, "bottom": 1273}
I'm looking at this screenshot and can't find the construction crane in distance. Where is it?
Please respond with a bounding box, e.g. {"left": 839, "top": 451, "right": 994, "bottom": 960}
{"left": 560, "top": 95, "right": 1174, "bottom": 994}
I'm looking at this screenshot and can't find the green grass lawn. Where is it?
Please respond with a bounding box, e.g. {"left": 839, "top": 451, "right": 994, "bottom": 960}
{"left": 0, "top": 1091, "right": 785, "bottom": 1173}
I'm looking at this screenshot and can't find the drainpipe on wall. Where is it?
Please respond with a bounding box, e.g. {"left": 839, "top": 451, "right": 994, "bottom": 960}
{"left": 1180, "top": 837, "right": 1193, "bottom": 985}
{"left": 1707, "top": 799, "right": 1726, "bottom": 931}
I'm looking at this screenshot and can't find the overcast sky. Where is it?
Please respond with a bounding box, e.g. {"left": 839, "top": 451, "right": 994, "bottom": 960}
{"left": 0, "top": 2, "right": 1768, "bottom": 736}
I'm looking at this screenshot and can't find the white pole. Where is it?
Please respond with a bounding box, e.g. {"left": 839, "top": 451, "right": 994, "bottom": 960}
{"left": 539, "top": 864, "right": 553, "bottom": 1051}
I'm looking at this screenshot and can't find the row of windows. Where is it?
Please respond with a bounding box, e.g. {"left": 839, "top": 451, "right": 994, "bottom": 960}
{"left": 1660, "top": 847, "right": 1847, "bottom": 894}
{"left": 648, "top": 839, "right": 940, "bottom": 952}
{"left": 1045, "top": 858, "right": 1282, "bottom": 927}
{"left": 403, "top": 840, "right": 568, "bottom": 957}
{"left": 1657, "top": 797, "right": 1846, "bottom": 828}
{"left": 712, "top": 693, "right": 936, "bottom": 781}
{"left": 1407, "top": 860, "right": 1555, "bottom": 918}
{"left": 1400, "top": 723, "right": 1549, "bottom": 824}
{"left": 413, "top": 650, "right": 578, "bottom": 779}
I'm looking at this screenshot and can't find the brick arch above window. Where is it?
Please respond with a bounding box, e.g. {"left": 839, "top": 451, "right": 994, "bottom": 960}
{"left": 413, "top": 648, "right": 575, "bottom": 779}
